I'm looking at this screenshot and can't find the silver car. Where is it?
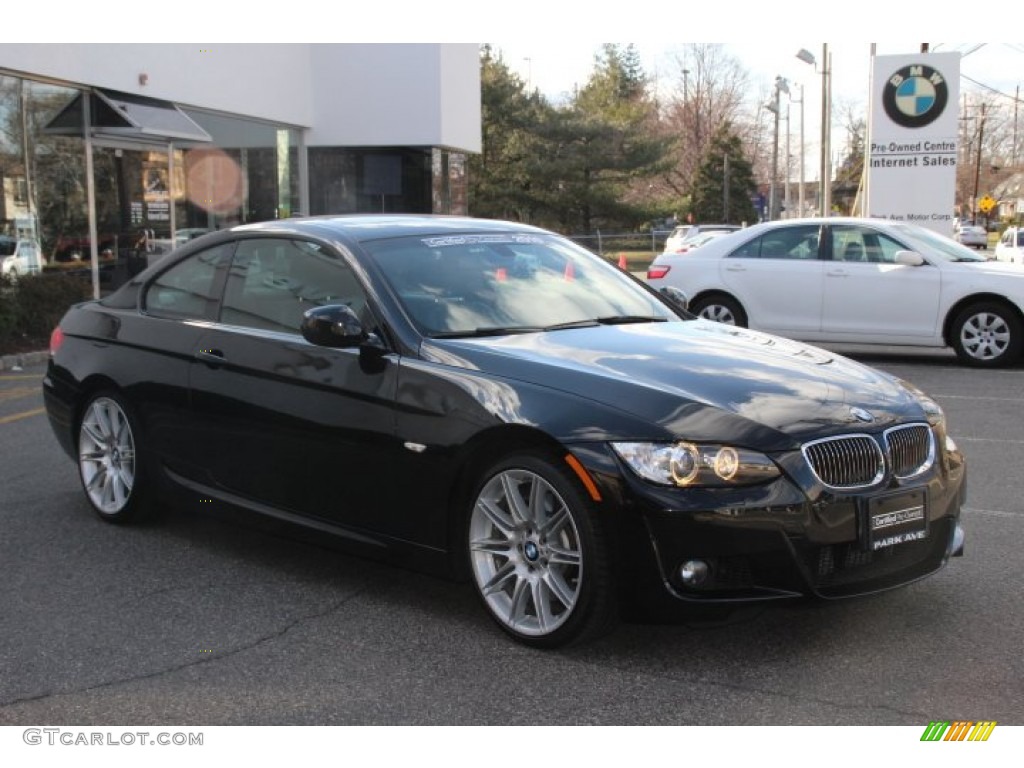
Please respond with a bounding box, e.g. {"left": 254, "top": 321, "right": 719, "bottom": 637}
{"left": 955, "top": 224, "right": 988, "bottom": 249}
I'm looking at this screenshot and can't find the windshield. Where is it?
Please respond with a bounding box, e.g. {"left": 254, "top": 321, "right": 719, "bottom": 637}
{"left": 890, "top": 223, "right": 988, "bottom": 262}
{"left": 364, "top": 232, "right": 676, "bottom": 337}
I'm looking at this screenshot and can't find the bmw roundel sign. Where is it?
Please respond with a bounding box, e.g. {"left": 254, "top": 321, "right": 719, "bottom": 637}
{"left": 882, "top": 63, "right": 950, "bottom": 129}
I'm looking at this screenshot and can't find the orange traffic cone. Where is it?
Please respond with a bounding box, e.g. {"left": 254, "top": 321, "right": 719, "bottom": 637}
{"left": 618, "top": 253, "right": 628, "bottom": 270}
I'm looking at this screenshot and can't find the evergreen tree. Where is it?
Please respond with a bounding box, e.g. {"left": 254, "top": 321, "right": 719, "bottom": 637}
{"left": 468, "top": 46, "right": 551, "bottom": 222}
{"left": 533, "top": 44, "right": 669, "bottom": 232}
{"left": 690, "top": 124, "right": 758, "bottom": 224}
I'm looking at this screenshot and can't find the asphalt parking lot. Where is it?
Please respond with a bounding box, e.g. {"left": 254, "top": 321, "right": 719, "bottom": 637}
{"left": 0, "top": 350, "right": 1022, "bottom": 726}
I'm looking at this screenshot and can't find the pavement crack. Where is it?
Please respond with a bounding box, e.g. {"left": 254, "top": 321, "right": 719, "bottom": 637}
{"left": 0, "top": 584, "right": 372, "bottom": 713}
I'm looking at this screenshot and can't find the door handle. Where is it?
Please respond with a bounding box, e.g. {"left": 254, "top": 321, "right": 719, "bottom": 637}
{"left": 724, "top": 264, "right": 747, "bottom": 271}
{"left": 195, "top": 348, "right": 226, "bottom": 367}
{"left": 826, "top": 270, "right": 849, "bottom": 277}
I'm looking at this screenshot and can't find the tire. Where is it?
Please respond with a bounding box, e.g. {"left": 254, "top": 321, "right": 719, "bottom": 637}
{"left": 690, "top": 293, "right": 748, "bottom": 327}
{"left": 950, "top": 301, "right": 1023, "bottom": 368}
{"left": 77, "top": 391, "right": 150, "bottom": 523}
{"left": 466, "top": 452, "right": 617, "bottom": 648}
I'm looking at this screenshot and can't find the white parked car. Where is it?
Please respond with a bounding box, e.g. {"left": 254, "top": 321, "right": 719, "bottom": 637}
{"left": 995, "top": 227, "right": 1024, "bottom": 264}
{"left": 0, "top": 237, "right": 45, "bottom": 278}
{"left": 662, "top": 225, "right": 692, "bottom": 253}
{"left": 662, "top": 224, "right": 740, "bottom": 254}
{"left": 646, "top": 216, "right": 1024, "bottom": 367}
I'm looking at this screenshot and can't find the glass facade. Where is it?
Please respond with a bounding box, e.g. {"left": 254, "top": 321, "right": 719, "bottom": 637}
{"left": 1, "top": 69, "right": 469, "bottom": 295}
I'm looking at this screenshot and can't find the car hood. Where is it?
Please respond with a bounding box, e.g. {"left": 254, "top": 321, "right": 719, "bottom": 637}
{"left": 950, "top": 258, "right": 1024, "bottom": 273}
{"left": 421, "top": 320, "right": 925, "bottom": 450}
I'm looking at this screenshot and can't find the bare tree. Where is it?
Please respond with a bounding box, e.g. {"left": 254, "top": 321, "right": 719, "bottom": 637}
{"left": 658, "top": 45, "right": 751, "bottom": 208}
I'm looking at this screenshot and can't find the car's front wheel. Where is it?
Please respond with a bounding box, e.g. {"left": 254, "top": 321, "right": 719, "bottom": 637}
{"left": 951, "top": 301, "right": 1023, "bottom": 367}
{"left": 77, "top": 391, "right": 149, "bottom": 523}
{"left": 466, "top": 453, "right": 616, "bottom": 647}
{"left": 690, "top": 294, "right": 748, "bottom": 327}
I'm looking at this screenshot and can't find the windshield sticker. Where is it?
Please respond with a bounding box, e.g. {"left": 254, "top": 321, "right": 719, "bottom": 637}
{"left": 421, "top": 234, "right": 546, "bottom": 248}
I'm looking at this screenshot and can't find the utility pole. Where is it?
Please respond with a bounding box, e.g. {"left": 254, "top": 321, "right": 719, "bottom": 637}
{"left": 972, "top": 102, "right": 986, "bottom": 223}
{"left": 723, "top": 154, "right": 730, "bottom": 222}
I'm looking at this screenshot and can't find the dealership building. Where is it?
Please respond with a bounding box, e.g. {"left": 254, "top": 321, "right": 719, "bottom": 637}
{"left": 0, "top": 44, "right": 481, "bottom": 282}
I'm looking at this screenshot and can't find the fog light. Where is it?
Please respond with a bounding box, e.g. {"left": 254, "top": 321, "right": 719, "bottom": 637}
{"left": 680, "top": 559, "right": 710, "bottom": 586}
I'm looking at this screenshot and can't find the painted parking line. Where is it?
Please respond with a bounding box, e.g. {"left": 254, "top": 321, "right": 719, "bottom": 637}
{"left": 0, "top": 374, "right": 44, "bottom": 381}
{"left": 0, "top": 386, "right": 42, "bottom": 402}
{"left": 0, "top": 407, "right": 45, "bottom": 425}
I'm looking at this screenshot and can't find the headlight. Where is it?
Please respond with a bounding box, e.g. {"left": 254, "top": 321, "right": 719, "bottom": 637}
{"left": 611, "top": 441, "right": 781, "bottom": 488}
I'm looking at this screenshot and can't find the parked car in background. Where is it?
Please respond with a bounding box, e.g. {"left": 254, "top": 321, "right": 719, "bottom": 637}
{"left": 0, "top": 237, "right": 45, "bottom": 277}
{"left": 175, "top": 227, "right": 212, "bottom": 245}
{"left": 954, "top": 224, "right": 988, "bottom": 249}
{"left": 662, "top": 225, "right": 692, "bottom": 253}
{"left": 663, "top": 224, "right": 741, "bottom": 254}
{"left": 669, "top": 229, "right": 737, "bottom": 255}
{"left": 42, "top": 214, "right": 964, "bottom": 648}
{"left": 995, "top": 227, "right": 1024, "bottom": 264}
{"left": 647, "top": 216, "right": 1024, "bottom": 367}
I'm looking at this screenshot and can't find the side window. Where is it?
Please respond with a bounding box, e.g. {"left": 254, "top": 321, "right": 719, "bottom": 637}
{"left": 832, "top": 226, "right": 905, "bottom": 264}
{"left": 221, "top": 238, "right": 367, "bottom": 333}
{"left": 831, "top": 226, "right": 867, "bottom": 262}
{"left": 144, "top": 243, "right": 233, "bottom": 319}
{"left": 729, "top": 225, "right": 820, "bottom": 260}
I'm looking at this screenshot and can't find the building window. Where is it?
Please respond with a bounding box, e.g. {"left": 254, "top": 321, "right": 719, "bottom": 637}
{"left": 308, "top": 147, "right": 433, "bottom": 215}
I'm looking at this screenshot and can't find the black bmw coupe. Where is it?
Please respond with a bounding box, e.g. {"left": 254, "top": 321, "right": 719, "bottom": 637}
{"left": 43, "top": 215, "right": 966, "bottom": 647}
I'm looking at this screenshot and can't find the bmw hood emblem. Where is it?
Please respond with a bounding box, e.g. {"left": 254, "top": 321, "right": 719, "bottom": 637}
{"left": 850, "top": 407, "right": 875, "bottom": 423}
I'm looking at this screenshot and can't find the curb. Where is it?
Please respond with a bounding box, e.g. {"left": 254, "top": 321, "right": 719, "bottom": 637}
{"left": 0, "top": 350, "right": 49, "bottom": 372}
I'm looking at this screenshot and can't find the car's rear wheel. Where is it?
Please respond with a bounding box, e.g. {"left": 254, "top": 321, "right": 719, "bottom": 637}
{"left": 77, "top": 392, "right": 149, "bottom": 523}
{"left": 951, "top": 301, "right": 1023, "bottom": 367}
{"left": 466, "top": 453, "right": 616, "bottom": 647}
{"left": 691, "top": 294, "right": 748, "bottom": 327}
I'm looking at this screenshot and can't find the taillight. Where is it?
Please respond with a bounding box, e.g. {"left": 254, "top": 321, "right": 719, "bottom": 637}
{"left": 49, "top": 326, "right": 65, "bottom": 355}
{"left": 647, "top": 265, "right": 671, "bottom": 280}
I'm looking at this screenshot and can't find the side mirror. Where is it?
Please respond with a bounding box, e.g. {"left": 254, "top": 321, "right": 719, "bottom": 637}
{"left": 301, "top": 304, "right": 366, "bottom": 348}
{"left": 894, "top": 250, "right": 926, "bottom": 266}
{"left": 659, "top": 285, "right": 691, "bottom": 314}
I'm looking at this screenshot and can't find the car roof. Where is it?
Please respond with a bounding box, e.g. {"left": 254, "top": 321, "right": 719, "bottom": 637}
{"left": 228, "top": 214, "right": 550, "bottom": 244}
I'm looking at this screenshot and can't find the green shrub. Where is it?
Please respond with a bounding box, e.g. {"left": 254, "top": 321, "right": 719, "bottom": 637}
{"left": 0, "top": 272, "right": 92, "bottom": 353}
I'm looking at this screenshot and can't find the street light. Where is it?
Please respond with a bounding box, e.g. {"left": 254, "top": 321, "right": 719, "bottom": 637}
{"left": 768, "top": 76, "right": 789, "bottom": 221}
{"left": 791, "top": 82, "right": 805, "bottom": 217}
{"left": 797, "top": 45, "right": 831, "bottom": 217}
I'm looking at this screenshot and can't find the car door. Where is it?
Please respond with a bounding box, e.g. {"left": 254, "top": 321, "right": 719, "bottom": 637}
{"left": 820, "top": 224, "right": 941, "bottom": 341}
{"left": 186, "top": 236, "right": 408, "bottom": 539}
{"left": 718, "top": 224, "right": 825, "bottom": 334}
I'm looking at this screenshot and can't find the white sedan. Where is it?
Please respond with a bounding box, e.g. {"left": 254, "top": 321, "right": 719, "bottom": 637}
{"left": 646, "top": 216, "right": 1024, "bottom": 367}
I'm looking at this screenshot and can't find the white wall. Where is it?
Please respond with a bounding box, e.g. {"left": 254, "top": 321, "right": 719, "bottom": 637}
{"left": 1, "top": 44, "right": 315, "bottom": 126}
{"left": 1, "top": 43, "right": 481, "bottom": 153}
{"left": 306, "top": 44, "right": 481, "bottom": 151}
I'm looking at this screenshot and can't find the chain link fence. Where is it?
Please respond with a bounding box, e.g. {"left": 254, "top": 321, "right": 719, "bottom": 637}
{"left": 566, "top": 230, "right": 673, "bottom": 256}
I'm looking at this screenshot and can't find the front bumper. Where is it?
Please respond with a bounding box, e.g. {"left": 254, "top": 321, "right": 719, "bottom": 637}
{"left": 570, "top": 436, "right": 966, "bottom": 611}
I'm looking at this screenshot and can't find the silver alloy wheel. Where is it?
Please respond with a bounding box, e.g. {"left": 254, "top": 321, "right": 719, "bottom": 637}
{"left": 78, "top": 397, "right": 136, "bottom": 515}
{"left": 699, "top": 303, "right": 737, "bottom": 325}
{"left": 959, "top": 310, "right": 1011, "bottom": 361}
{"left": 469, "top": 468, "right": 583, "bottom": 637}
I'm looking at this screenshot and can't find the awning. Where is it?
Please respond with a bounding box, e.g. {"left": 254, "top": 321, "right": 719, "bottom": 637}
{"left": 44, "top": 88, "right": 212, "bottom": 144}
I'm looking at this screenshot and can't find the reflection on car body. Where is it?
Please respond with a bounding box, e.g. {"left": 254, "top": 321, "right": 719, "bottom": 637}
{"left": 43, "top": 215, "right": 966, "bottom": 647}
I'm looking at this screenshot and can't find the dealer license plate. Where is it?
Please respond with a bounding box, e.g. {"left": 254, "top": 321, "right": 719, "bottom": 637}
{"left": 867, "top": 488, "right": 928, "bottom": 551}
